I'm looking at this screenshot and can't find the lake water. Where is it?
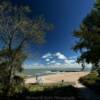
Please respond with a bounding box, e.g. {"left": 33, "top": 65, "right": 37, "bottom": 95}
{"left": 23, "top": 67, "right": 90, "bottom": 76}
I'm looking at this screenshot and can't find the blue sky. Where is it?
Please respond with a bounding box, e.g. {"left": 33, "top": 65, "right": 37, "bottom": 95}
{"left": 12, "top": 0, "right": 95, "bottom": 68}
{"left": 29, "top": 0, "right": 95, "bottom": 56}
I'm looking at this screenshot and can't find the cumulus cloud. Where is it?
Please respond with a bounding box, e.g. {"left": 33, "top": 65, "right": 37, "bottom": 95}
{"left": 24, "top": 52, "right": 91, "bottom": 68}
{"left": 69, "top": 56, "right": 77, "bottom": 60}
{"left": 23, "top": 52, "right": 91, "bottom": 69}
{"left": 23, "top": 63, "right": 45, "bottom": 69}
{"left": 55, "top": 52, "right": 67, "bottom": 60}
{"left": 64, "top": 59, "right": 75, "bottom": 64}
{"left": 42, "top": 52, "right": 67, "bottom": 60}
{"left": 42, "top": 53, "right": 52, "bottom": 59}
{"left": 41, "top": 52, "right": 77, "bottom": 65}
{"left": 55, "top": 62, "right": 61, "bottom": 66}
{"left": 50, "top": 60, "right": 56, "bottom": 64}
{"left": 45, "top": 58, "right": 50, "bottom": 62}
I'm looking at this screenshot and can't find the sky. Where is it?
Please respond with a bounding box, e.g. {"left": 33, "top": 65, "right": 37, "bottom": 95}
{"left": 11, "top": 0, "right": 95, "bottom": 68}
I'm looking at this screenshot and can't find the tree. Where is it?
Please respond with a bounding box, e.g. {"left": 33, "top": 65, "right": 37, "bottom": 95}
{"left": 73, "top": 0, "right": 100, "bottom": 72}
{"left": 0, "top": 1, "right": 52, "bottom": 96}
{"left": 0, "top": 49, "right": 26, "bottom": 95}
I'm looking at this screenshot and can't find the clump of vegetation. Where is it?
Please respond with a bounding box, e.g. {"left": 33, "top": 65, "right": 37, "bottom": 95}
{"left": 79, "top": 71, "right": 100, "bottom": 95}
{"left": 73, "top": 0, "right": 100, "bottom": 73}
{"left": 13, "top": 84, "right": 80, "bottom": 100}
{"left": 79, "top": 72, "right": 99, "bottom": 87}
{"left": 73, "top": 0, "right": 100, "bottom": 96}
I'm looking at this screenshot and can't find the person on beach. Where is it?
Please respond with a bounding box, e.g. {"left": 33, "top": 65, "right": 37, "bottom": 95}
{"left": 62, "top": 80, "right": 64, "bottom": 84}
{"left": 36, "top": 75, "right": 39, "bottom": 83}
{"left": 36, "top": 75, "right": 43, "bottom": 84}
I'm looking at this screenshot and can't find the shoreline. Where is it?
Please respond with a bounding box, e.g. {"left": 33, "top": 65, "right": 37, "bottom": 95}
{"left": 24, "top": 71, "right": 89, "bottom": 85}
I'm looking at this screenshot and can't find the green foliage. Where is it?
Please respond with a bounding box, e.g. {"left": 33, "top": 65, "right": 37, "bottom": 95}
{"left": 20, "top": 84, "right": 79, "bottom": 98}
{"left": 0, "top": 1, "right": 52, "bottom": 96}
{"left": 9, "top": 75, "right": 25, "bottom": 95}
{"left": 26, "top": 84, "right": 44, "bottom": 92}
{"left": 73, "top": 0, "right": 100, "bottom": 71}
{"left": 79, "top": 71, "right": 99, "bottom": 87}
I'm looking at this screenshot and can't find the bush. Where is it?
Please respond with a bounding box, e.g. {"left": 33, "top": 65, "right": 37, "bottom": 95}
{"left": 16, "top": 84, "right": 80, "bottom": 99}
{"left": 79, "top": 71, "right": 99, "bottom": 87}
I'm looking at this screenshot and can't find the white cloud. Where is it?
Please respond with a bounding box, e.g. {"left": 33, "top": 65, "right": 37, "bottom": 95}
{"left": 23, "top": 61, "right": 92, "bottom": 69}
{"left": 55, "top": 52, "right": 67, "bottom": 60}
{"left": 23, "top": 52, "right": 92, "bottom": 70}
{"left": 64, "top": 59, "right": 70, "bottom": 64}
{"left": 50, "top": 60, "right": 56, "bottom": 64}
{"left": 45, "top": 58, "right": 50, "bottom": 62}
{"left": 42, "top": 52, "right": 77, "bottom": 65}
{"left": 64, "top": 59, "right": 75, "bottom": 64}
{"left": 42, "top": 53, "right": 52, "bottom": 59}
{"left": 23, "top": 63, "right": 45, "bottom": 69}
{"left": 55, "top": 63, "right": 61, "bottom": 66}
{"left": 47, "top": 62, "right": 50, "bottom": 65}
{"left": 22, "top": 52, "right": 91, "bottom": 69}
{"left": 69, "top": 56, "right": 77, "bottom": 60}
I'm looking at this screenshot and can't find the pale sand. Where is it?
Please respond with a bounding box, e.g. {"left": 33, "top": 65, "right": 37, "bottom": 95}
{"left": 24, "top": 72, "right": 89, "bottom": 85}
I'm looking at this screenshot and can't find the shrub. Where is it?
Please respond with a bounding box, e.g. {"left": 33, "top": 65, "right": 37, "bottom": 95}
{"left": 79, "top": 71, "right": 99, "bottom": 87}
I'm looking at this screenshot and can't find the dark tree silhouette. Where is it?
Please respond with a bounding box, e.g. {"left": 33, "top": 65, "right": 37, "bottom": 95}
{"left": 73, "top": 0, "right": 100, "bottom": 72}
{"left": 0, "top": 1, "right": 52, "bottom": 96}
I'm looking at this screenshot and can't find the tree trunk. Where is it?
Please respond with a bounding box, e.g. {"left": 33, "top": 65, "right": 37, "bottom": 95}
{"left": 5, "top": 64, "right": 14, "bottom": 96}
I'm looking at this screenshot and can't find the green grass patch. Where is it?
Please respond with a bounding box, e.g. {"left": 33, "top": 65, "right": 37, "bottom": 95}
{"left": 79, "top": 71, "right": 99, "bottom": 87}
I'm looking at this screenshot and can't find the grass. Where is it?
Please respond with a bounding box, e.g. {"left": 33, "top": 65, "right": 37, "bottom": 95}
{"left": 79, "top": 71, "right": 100, "bottom": 95}
{"left": 25, "top": 84, "right": 45, "bottom": 92}
{"left": 79, "top": 71, "right": 99, "bottom": 87}
{"left": 10, "top": 84, "right": 81, "bottom": 100}
{"left": 0, "top": 82, "right": 87, "bottom": 99}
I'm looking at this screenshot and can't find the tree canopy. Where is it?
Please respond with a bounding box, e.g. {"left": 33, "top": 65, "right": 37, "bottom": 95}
{"left": 73, "top": 0, "right": 100, "bottom": 71}
{"left": 0, "top": 1, "right": 52, "bottom": 96}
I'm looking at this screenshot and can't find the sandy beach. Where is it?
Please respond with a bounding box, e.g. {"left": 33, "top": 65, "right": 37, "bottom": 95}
{"left": 24, "top": 72, "right": 89, "bottom": 86}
